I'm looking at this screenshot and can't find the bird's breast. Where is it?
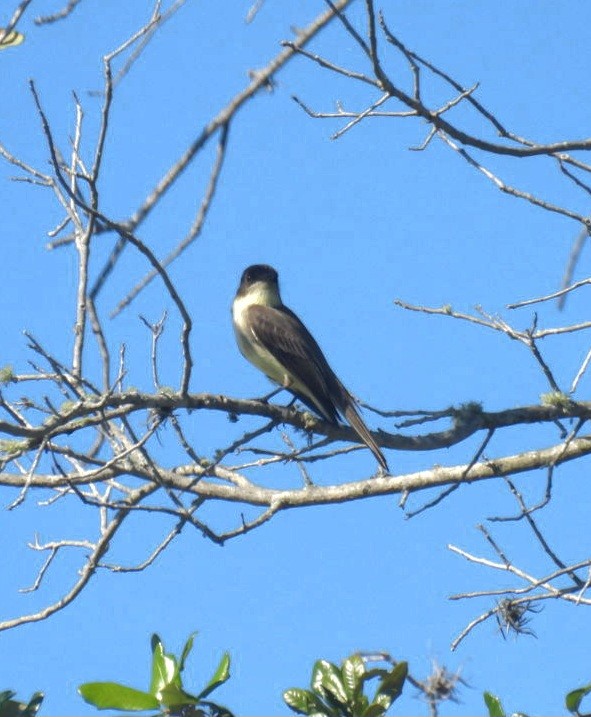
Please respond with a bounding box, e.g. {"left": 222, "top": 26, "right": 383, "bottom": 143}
{"left": 232, "top": 301, "right": 288, "bottom": 386}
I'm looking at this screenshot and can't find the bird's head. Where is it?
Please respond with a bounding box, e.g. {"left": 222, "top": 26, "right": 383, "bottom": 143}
{"left": 236, "top": 264, "right": 282, "bottom": 307}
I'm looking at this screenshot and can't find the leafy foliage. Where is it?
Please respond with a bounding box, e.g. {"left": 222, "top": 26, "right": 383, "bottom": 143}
{"left": 483, "top": 691, "right": 506, "bottom": 717}
{"left": 79, "top": 633, "right": 233, "bottom": 716}
{"left": 0, "top": 691, "right": 43, "bottom": 717}
{"left": 484, "top": 678, "right": 591, "bottom": 717}
{"left": 284, "top": 653, "right": 407, "bottom": 717}
{"left": 566, "top": 681, "right": 591, "bottom": 715}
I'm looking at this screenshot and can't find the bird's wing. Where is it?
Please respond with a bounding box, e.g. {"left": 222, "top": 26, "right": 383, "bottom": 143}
{"left": 246, "top": 304, "right": 343, "bottom": 423}
{"left": 246, "top": 304, "right": 389, "bottom": 471}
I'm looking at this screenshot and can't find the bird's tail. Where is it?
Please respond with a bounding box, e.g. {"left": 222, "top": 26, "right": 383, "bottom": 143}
{"left": 342, "top": 399, "right": 389, "bottom": 472}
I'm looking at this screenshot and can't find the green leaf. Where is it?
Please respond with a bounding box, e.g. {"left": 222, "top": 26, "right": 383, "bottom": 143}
{"left": 150, "top": 634, "right": 165, "bottom": 693}
{"left": 158, "top": 682, "right": 198, "bottom": 708}
{"left": 362, "top": 702, "right": 387, "bottom": 717}
{"left": 78, "top": 682, "right": 160, "bottom": 710}
{"left": 0, "top": 692, "right": 43, "bottom": 717}
{"left": 196, "top": 651, "right": 231, "bottom": 700}
{"left": 354, "top": 693, "right": 369, "bottom": 716}
{"left": 376, "top": 692, "right": 393, "bottom": 706}
{"left": 0, "top": 700, "right": 22, "bottom": 717}
{"left": 566, "top": 682, "right": 591, "bottom": 713}
{"left": 0, "top": 29, "right": 25, "bottom": 49}
{"left": 375, "top": 662, "right": 407, "bottom": 702}
{"left": 22, "top": 693, "right": 43, "bottom": 717}
{"left": 150, "top": 635, "right": 178, "bottom": 696}
{"left": 342, "top": 654, "right": 365, "bottom": 700}
{"left": 311, "top": 660, "right": 330, "bottom": 693}
{"left": 483, "top": 691, "right": 505, "bottom": 717}
{"left": 284, "top": 688, "right": 330, "bottom": 716}
{"left": 179, "top": 632, "right": 198, "bottom": 673}
{"left": 312, "top": 660, "right": 348, "bottom": 705}
{"left": 0, "top": 693, "right": 16, "bottom": 712}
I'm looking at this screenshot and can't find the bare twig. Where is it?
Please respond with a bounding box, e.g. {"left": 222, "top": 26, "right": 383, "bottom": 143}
{"left": 112, "top": 121, "right": 230, "bottom": 316}
{"left": 34, "top": 0, "right": 82, "bottom": 25}
{"left": 127, "top": 0, "right": 355, "bottom": 233}
{"left": 0, "top": 483, "right": 156, "bottom": 632}
{"left": 558, "top": 228, "right": 589, "bottom": 311}
{"left": 0, "top": 0, "right": 33, "bottom": 41}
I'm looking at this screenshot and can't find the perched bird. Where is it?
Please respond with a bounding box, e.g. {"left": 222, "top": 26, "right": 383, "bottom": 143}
{"left": 232, "top": 264, "right": 389, "bottom": 471}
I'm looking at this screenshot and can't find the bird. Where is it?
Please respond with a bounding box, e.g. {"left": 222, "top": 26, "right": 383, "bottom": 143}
{"left": 232, "top": 264, "right": 389, "bottom": 471}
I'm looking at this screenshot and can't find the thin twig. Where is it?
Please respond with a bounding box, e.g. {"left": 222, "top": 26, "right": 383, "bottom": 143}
{"left": 558, "top": 228, "right": 589, "bottom": 311}
{"left": 112, "top": 121, "right": 230, "bottom": 316}
{"left": 34, "top": 0, "right": 82, "bottom": 25}
{"left": 0, "top": 0, "right": 33, "bottom": 40}
{"left": 507, "top": 276, "right": 591, "bottom": 309}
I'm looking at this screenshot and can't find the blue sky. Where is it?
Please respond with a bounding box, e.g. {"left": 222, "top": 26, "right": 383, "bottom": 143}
{"left": 2, "top": 1, "right": 591, "bottom": 715}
